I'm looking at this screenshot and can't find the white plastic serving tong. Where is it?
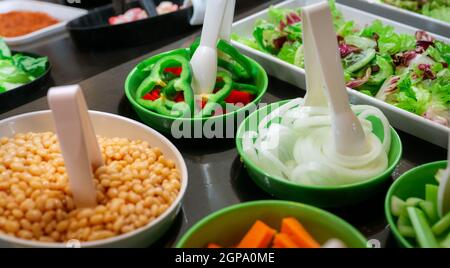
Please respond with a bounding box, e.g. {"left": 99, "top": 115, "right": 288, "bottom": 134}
{"left": 219, "top": 0, "right": 236, "bottom": 41}
{"left": 302, "top": 2, "right": 369, "bottom": 156}
{"left": 190, "top": 0, "right": 227, "bottom": 95}
{"left": 47, "top": 85, "right": 103, "bottom": 208}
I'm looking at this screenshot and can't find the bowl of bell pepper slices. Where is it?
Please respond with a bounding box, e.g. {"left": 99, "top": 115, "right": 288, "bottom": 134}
{"left": 125, "top": 39, "right": 268, "bottom": 136}
{"left": 175, "top": 200, "right": 367, "bottom": 248}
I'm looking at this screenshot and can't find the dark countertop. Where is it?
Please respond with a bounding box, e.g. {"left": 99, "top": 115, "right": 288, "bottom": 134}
{"left": 0, "top": 0, "right": 447, "bottom": 248}
{"left": 11, "top": 0, "right": 278, "bottom": 87}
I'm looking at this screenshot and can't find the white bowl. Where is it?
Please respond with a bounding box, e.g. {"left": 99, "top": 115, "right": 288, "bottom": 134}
{"left": 0, "top": 0, "right": 87, "bottom": 46}
{"left": 0, "top": 110, "right": 188, "bottom": 248}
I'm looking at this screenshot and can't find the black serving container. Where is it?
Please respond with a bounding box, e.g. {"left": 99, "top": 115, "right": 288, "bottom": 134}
{"left": 59, "top": 0, "right": 111, "bottom": 9}
{"left": 0, "top": 52, "right": 52, "bottom": 114}
{"left": 66, "top": 0, "right": 195, "bottom": 50}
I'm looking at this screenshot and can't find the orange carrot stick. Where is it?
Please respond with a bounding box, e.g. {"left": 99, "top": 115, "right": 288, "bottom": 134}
{"left": 281, "top": 217, "right": 320, "bottom": 248}
{"left": 207, "top": 243, "right": 222, "bottom": 248}
{"left": 237, "top": 220, "right": 276, "bottom": 248}
{"left": 273, "top": 233, "right": 300, "bottom": 248}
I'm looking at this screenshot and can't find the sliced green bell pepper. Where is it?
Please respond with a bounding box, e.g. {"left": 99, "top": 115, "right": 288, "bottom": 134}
{"left": 136, "top": 54, "right": 194, "bottom": 117}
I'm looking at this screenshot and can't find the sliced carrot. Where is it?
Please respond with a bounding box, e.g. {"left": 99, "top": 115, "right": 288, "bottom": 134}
{"left": 237, "top": 220, "right": 276, "bottom": 248}
{"left": 271, "top": 243, "right": 282, "bottom": 248}
{"left": 280, "top": 217, "right": 320, "bottom": 248}
{"left": 273, "top": 233, "right": 300, "bottom": 248}
{"left": 207, "top": 243, "right": 222, "bottom": 248}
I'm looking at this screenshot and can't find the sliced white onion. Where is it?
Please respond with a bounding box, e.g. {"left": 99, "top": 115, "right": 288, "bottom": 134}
{"left": 242, "top": 101, "right": 392, "bottom": 187}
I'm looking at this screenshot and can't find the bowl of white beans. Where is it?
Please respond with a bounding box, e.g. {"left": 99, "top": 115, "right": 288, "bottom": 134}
{"left": 0, "top": 110, "right": 188, "bottom": 247}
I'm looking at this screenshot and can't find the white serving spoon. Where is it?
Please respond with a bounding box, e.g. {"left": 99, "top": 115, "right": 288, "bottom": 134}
{"left": 219, "top": 0, "right": 236, "bottom": 41}
{"left": 301, "top": 2, "right": 369, "bottom": 156}
{"left": 47, "top": 85, "right": 102, "bottom": 208}
{"left": 184, "top": 0, "right": 207, "bottom": 25}
{"left": 190, "top": 0, "right": 227, "bottom": 96}
{"left": 302, "top": 4, "right": 327, "bottom": 108}
{"left": 438, "top": 133, "right": 450, "bottom": 217}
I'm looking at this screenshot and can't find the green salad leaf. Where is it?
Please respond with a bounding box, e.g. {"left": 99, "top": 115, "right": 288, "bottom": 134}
{"left": 360, "top": 20, "right": 415, "bottom": 55}
{"left": 337, "top": 20, "right": 356, "bottom": 37}
{"left": 0, "top": 39, "right": 11, "bottom": 58}
{"left": 0, "top": 38, "right": 48, "bottom": 93}
{"left": 253, "top": 20, "right": 284, "bottom": 54}
{"left": 382, "top": 0, "right": 450, "bottom": 23}
{"left": 231, "top": 33, "right": 259, "bottom": 50}
{"left": 423, "top": 3, "right": 450, "bottom": 23}
{"left": 277, "top": 41, "right": 303, "bottom": 67}
{"left": 367, "top": 55, "right": 394, "bottom": 85}
{"left": 434, "top": 41, "right": 450, "bottom": 65}
{"left": 344, "top": 35, "right": 377, "bottom": 50}
{"left": 13, "top": 54, "right": 49, "bottom": 78}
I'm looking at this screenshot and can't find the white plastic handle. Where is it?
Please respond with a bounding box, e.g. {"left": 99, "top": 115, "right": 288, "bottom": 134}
{"left": 47, "top": 85, "right": 102, "bottom": 208}
{"left": 199, "top": 0, "right": 227, "bottom": 48}
{"left": 302, "top": 2, "right": 368, "bottom": 156}
{"left": 190, "top": 0, "right": 227, "bottom": 95}
{"left": 303, "top": 6, "right": 327, "bottom": 107}
{"left": 184, "top": 0, "right": 206, "bottom": 25}
{"left": 220, "top": 0, "right": 236, "bottom": 41}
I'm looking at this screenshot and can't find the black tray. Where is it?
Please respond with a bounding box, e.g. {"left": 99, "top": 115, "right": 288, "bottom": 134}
{"left": 0, "top": 36, "right": 446, "bottom": 248}
{"left": 59, "top": 0, "right": 111, "bottom": 9}
{"left": 66, "top": 0, "right": 196, "bottom": 50}
{"left": 0, "top": 52, "right": 52, "bottom": 114}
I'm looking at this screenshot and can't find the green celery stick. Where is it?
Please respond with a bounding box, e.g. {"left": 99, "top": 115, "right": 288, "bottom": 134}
{"left": 407, "top": 207, "right": 439, "bottom": 248}
{"left": 398, "top": 213, "right": 411, "bottom": 226}
{"left": 425, "top": 184, "right": 439, "bottom": 205}
{"left": 432, "top": 211, "right": 450, "bottom": 236}
{"left": 419, "top": 201, "right": 439, "bottom": 224}
{"left": 398, "top": 225, "right": 416, "bottom": 238}
{"left": 406, "top": 197, "right": 424, "bottom": 207}
{"left": 439, "top": 233, "right": 450, "bottom": 248}
{"left": 391, "top": 196, "right": 406, "bottom": 217}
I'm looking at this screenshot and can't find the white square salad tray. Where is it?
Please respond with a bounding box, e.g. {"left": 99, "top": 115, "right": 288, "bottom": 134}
{"left": 231, "top": 0, "right": 450, "bottom": 148}
{"left": 340, "top": 0, "right": 449, "bottom": 37}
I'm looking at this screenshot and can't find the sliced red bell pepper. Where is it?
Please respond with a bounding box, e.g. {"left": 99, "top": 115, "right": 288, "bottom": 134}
{"left": 142, "top": 88, "right": 161, "bottom": 101}
{"left": 174, "top": 92, "right": 184, "bottom": 102}
{"left": 196, "top": 99, "right": 207, "bottom": 109}
{"left": 164, "top": 67, "right": 182, "bottom": 76}
{"left": 224, "top": 90, "right": 254, "bottom": 105}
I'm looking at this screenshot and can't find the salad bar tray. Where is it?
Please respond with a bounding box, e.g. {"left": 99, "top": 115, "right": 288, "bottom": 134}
{"left": 337, "top": 0, "right": 450, "bottom": 37}
{"left": 0, "top": 34, "right": 446, "bottom": 248}
{"left": 0, "top": 0, "right": 87, "bottom": 46}
{"left": 231, "top": 0, "right": 450, "bottom": 148}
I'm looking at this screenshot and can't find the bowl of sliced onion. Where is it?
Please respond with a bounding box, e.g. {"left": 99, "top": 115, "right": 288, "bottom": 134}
{"left": 236, "top": 99, "right": 402, "bottom": 208}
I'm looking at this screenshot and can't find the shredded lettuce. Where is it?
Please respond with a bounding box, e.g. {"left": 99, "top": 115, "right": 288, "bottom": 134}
{"left": 382, "top": 0, "right": 450, "bottom": 23}
{"left": 367, "top": 55, "right": 394, "bottom": 86}
{"left": 337, "top": 20, "right": 356, "bottom": 37}
{"left": 360, "top": 20, "right": 415, "bottom": 55}
{"left": 434, "top": 41, "right": 450, "bottom": 65}
{"left": 0, "top": 38, "right": 48, "bottom": 93}
{"left": 233, "top": 0, "right": 450, "bottom": 126}
{"left": 277, "top": 41, "right": 303, "bottom": 67}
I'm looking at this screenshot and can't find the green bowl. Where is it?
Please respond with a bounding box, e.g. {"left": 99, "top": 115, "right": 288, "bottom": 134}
{"left": 385, "top": 160, "right": 448, "bottom": 248}
{"left": 176, "top": 200, "right": 367, "bottom": 248}
{"left": 125, "top": 48, "right": 268, "bottom": 137}
{"left": 235, "top": 100, "right": 403, "bottom": 208}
